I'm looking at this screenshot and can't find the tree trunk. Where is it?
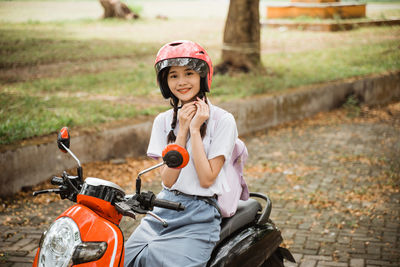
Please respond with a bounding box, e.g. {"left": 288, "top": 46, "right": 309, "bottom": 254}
{"left": 99, "top": 0, "right": 139, "bottom": 20}
{"left": 216, "top": 0, "right": 261, "bottom": 74}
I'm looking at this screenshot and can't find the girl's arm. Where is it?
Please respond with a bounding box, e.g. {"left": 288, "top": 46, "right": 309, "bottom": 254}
{"left": 190, "top": 131, "right": 225, "bottom": 188}
{"left": 190, "top": 98, "right": 225, "bottom": 188}
{"left": 161, "top": 103, "right": 196, "bottom": 188}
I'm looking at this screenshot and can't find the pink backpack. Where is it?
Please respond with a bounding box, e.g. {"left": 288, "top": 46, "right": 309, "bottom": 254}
{"left": 211, "top": 108, "right": 250, "bottom": 217}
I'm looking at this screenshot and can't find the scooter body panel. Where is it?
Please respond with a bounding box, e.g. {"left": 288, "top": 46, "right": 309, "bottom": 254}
{"left": 33, "top": 204, "right": 124, "bottom": 266}
{"left": 208, "top": 223, "right": 283, "bottom": 267}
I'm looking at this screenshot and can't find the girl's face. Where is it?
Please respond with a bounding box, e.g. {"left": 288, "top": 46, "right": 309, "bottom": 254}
{"left": 167, "top": 66, "right": 201, "bottom": 104}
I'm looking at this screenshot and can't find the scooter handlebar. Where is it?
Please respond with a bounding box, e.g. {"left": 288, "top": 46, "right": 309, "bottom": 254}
{"left": 153, "top": 199, "right": 185, "bottom": 211}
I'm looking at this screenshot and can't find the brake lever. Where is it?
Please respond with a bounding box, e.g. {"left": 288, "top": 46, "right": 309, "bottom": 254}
{"left": 114, "top": 201, "right": 136, "bottom": 219}
{"left": 147, "top": 211, "right": 168, "bottom": 228}
{"left": 33, "top": 188, "right": 61, "bottom": 196}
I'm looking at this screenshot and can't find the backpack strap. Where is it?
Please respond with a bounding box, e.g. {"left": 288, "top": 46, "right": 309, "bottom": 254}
{"left": 210, "top": 106, "right": 250, "bottom": 201}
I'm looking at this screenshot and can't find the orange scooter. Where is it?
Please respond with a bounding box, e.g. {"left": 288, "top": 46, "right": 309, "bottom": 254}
{"left": 32, "top": 127, "right": 295, "bottom": 266}
{"left": 32, "top": 127, "right": 188, "bottom": 266}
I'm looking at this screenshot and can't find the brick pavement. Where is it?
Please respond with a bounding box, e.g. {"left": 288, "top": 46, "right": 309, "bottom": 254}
{"left": 1, "top": 104, "right": 399, "bottom": 266}
{"left": 245, "top": 106, "right": 400, "bottom": 266}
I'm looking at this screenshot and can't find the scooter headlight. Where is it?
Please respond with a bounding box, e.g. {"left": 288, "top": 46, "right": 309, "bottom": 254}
{"left": 38, "top": 217, "right": 81, "bottom": 267}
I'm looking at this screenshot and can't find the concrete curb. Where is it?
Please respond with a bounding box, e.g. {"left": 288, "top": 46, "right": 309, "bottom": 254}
{"left": 1, "top": 71, "right": 399, "bottom": 197}
{"left": 224, "top": 71, "right": 400, "bottom": 136}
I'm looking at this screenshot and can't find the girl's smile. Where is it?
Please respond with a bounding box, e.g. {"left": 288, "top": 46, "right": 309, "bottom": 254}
{"left": 168, "top": 66, "right": 201, "bottom": 104}
{"left": 177, "top": 87, "right": 191, "bottom": 94}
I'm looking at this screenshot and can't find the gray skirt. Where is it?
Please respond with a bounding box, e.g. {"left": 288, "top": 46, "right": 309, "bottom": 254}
{"left": 124, "top": 189, "right": 221, "bottom": 267}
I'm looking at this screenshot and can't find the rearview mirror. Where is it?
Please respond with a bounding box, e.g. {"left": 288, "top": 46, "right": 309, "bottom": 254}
{"left": 162, "top": 144, "right": 189, "bottom": 169}
{"left": 57, "top": 127, "right": 70, "bottom": 153}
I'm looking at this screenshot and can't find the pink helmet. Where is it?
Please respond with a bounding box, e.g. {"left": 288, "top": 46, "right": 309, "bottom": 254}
{"left": 154, "top": 40, "right": 213, "bottom": 99}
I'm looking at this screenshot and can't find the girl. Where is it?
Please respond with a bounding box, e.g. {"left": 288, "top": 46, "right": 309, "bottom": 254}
{"left": 124, "top": 40, "right": 238, "bottom": 267}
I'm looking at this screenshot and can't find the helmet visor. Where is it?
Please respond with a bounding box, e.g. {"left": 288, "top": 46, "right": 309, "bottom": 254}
{"left": 155, "top": 58, "right": 209, "bottom": 78}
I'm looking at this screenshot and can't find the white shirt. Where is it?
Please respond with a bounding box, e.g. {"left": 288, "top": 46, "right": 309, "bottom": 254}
{"left": 147, "top": 102, "right": 238, "bottom": 196}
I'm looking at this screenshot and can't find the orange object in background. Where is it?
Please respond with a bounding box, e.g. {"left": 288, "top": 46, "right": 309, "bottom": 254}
{"left": 291, "top": 0, "right": 340, "bottom": 3}
{"left": 267, "top": 3, "right": 366, "bottom": 19}
{"left": 266, "top": 0, "right": 366, "bottom": 20}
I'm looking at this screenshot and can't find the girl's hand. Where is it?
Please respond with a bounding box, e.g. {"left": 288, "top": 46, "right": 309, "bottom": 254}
{"left": 178, "top": 102, "right": 196, "bottom": 132}
{"left": 190, "top": 97, "right": 209, "bottom": 133}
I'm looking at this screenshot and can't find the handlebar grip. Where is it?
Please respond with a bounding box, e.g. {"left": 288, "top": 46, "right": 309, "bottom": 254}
{"left": 153, "top": 199, "right": 185, "bottom": 211}
{"left": 51, "top": 176, "right": 64, "bottom": 185}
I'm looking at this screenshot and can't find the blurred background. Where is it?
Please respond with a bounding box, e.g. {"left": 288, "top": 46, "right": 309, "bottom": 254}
{"left": 1, "top": 0, "right": 399, "bottom": 147}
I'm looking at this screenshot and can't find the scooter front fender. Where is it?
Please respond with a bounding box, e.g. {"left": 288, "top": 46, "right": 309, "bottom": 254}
{"left": 33, "top": 204, "right": 124, "bottom": 266}
{"left": 208, "top": 223, "right": 283, "bottom": 267}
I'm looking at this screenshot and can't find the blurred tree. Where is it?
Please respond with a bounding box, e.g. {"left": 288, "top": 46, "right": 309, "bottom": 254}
{"left": 216, "top": 0, "right": 261, "bottom": 74}
{"left": 99, "top": 0, "right": 139, "bottom": 19}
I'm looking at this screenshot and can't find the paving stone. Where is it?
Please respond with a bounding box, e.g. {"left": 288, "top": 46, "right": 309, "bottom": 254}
{"left": 299, "top": 259, "right": 317, "bottom": 267}
{"left": 384, "top": 221, "right": 398, "bottom": 229}
{"left": 3, "top": 234, "right": 23, "bottom": 243}
{"left": 318, "top": 261, "right": 348, "bottom": 266}
{"left": 299, "top": 249, "right": 318, "bottom": 255}
{"left": 7, "top": 239, "right": 33, "bottom": 251}
{"left": 291, "top": 253, "right": 303, "bottom": 263}
{"left": 380, "top": 253, "right": 400, "bottom": 262}
{"left": 305, "top": 241, "right": 320, "bottom": 250}
{"left": 11, "top": 264, "right": 32, "bottom": 267}
{"left": 352, "top": 236, "right": 375, "bottom": 242}
{"left": 382, "top": 233, "right": 397, "bottom": 243}
{"left": 2, "top": 251, "right": 27, "bottom": 257}
{"left": 283, "top": 229, "right": 297, "bottom": 239}
{"left": 337, "top": 235, "right": 351, "bottom": 244}
{"left": 3, "top": 256, "right": 32, "bottom": 263}
{"left": 27, "top": 250, "right": 37, "bottom": 258}
{"left": 361, "top": 254, "right": 381, "bottom": 261}
{"left": 25, "top": 234, "right": 41, "bottom": 240}
{"left": 0, "top": 243, "right": 12, "bottom": 248}
{"left": 350, "top": 258, "right": 365, "bottom": 267}
{"left": 303, "top": 255, "right": 332, "bottom": 261}
{"left": 284, "top": 261, "right": 299, "bottom": 267}
{"left": 366, "top": 245, "right": 381, "bottom": 255}
{"left": 21, "top": 242, "right": 38, "bottom": 253}
{"left": 366, "top": 259, "right": 400, "bottom": 266}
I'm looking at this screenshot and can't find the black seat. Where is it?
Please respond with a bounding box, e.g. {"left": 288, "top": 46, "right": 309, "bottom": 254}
{"left": 218, "top": 198, "right": 261, "bottom": 244}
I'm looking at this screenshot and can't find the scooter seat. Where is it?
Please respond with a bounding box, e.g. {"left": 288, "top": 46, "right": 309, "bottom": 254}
{"left": 218, "top": 198, "right": 262, "bottom": 244}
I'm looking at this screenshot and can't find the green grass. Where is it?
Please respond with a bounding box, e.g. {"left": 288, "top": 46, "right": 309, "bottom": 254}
{"left": 13, "top": 66, "right": 156, "bottom": 96}
{"left": 0, "top": 2, "right": 399, "bottom": 146}
{"left": 0, "top": 90, "right": 166, "bottom": 144}
{"left": 0, "top": 23, "right": 158, "bottom": 68}
{"left": 2, "top": 36, "right": 398, "bottom": 145}
{"left": 213, "top": 38, "right": 400, "bottom": 98}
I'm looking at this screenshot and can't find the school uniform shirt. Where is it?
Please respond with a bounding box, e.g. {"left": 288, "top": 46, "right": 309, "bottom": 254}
{"left": 147, "top": 102, "right": 238, "bottom": 197}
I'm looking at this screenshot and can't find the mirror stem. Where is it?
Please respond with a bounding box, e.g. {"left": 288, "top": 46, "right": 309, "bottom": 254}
{"left": 77, "top": 166, "right": 83, "bottom": 183}
{"left": 135, "top": 162, "right": 165, "bottom": 194}
{"left": 60, "top": 143, "right": 81, "bottom": 167}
